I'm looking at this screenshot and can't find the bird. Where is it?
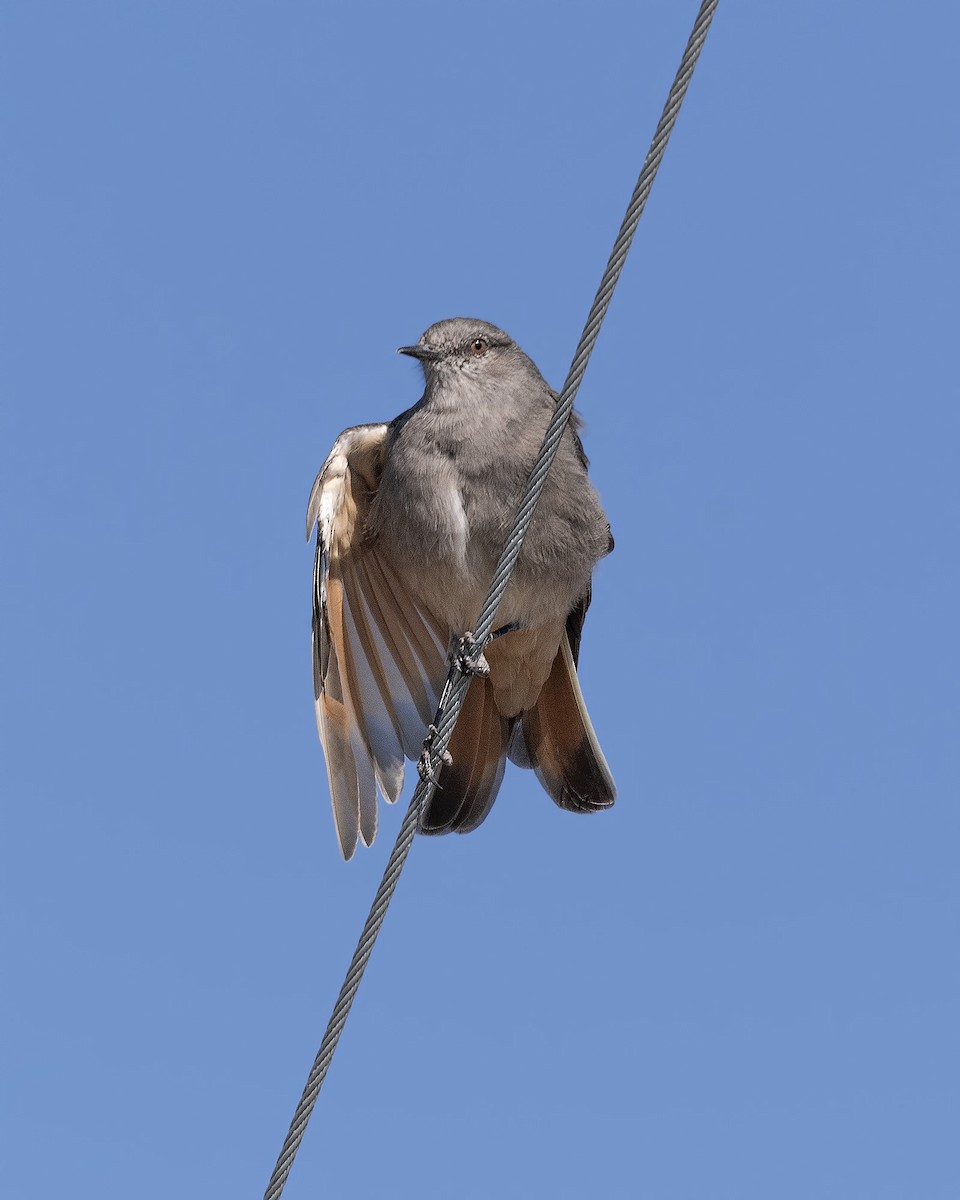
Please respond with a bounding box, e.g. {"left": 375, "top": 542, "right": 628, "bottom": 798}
{"left": 306, "top": 318, "right": 616, "bottom": 859}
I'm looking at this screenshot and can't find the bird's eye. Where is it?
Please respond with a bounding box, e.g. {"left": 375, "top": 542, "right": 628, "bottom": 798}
{"left": 470, "top": 337, "right": 488, "bottom": 357}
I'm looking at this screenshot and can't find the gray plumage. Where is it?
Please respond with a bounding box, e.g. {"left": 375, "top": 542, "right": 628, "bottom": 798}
{"left": 306, "top": 318, "right": 616, "bottom": 859}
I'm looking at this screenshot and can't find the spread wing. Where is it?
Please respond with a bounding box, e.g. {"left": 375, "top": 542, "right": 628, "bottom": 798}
{"left": 306, "top": 424, "right": 449, "bottom": 859}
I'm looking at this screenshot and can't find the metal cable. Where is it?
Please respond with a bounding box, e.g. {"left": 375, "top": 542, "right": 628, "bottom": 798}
{"left": 264, "top": 3, "right": 717, "bottom": 1194}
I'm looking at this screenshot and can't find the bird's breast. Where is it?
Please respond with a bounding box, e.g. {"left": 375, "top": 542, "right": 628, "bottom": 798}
{"left": 375, "top": 433, "right": 475, "bottom": 565}
{"left": 373, "top": 404, "right": 603, "bottom": 634}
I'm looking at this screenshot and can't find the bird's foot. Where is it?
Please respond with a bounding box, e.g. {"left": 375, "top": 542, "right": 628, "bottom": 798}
{"left": 452, "top": 632, "right": 490, "bottom": 677}
{"left": 417, "top": 725, "right": 452, "bottom": 784}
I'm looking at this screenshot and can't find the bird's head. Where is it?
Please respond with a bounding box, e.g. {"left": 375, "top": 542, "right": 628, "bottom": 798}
{"left": 397, "top": 318, "right": 526, "bottom": 388}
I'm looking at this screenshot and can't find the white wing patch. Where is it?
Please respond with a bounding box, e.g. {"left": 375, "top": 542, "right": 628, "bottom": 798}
{"left": 441, "top": 477, "right": 469, "bottom": 565}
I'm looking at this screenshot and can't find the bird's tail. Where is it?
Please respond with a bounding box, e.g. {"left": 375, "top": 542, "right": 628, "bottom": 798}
{"left": 510, "top": 633, "right": 617, "bottom": 813}
{"left": 421, "top": 632, "right": 615, "bottom": 835}
{"left": 420, "top": 673, "right": 510, "bottom": 835}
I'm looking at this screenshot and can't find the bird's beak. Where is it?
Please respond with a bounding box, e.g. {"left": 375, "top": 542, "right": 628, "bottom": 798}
{"left": 397, "top": 344, "right": 441, "bottom": 362}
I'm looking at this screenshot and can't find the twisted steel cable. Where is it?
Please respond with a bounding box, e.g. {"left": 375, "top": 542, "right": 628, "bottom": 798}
{"left": 264, "top": 3, "right": 718, "bottom": 1194}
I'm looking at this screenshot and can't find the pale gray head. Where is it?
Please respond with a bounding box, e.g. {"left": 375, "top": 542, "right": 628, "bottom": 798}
{"left": 397, "top": 318, "right": 541, "bottom": 392}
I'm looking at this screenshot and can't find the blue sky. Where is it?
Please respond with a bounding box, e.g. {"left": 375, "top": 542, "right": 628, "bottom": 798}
{"left": 2, "top": 2, "right": 958, "bottom": 1197}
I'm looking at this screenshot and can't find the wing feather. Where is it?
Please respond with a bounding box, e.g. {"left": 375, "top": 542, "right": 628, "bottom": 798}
{"left": 312, "top": 595, "right": 362, "bottom": 858}
{"left": 308, "top": 424, "right": 448, "bottom": 858}
{"left": 340, "top": 568, "right": 405, "bottom": 802}
{"left": 354, "top": 550, "right": 445, "bottom": 753}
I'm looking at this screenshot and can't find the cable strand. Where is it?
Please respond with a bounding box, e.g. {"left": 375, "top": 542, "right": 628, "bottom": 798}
{"left": 264, "top": 3, "right": 717, "bottom": 1195}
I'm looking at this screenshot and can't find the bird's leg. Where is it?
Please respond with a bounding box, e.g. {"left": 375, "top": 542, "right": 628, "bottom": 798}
{"left": 417, "top": 728, "right": 450, "bottom": 785}
{"left": 426, "top": 623, "right": 526, "bottom": 784}
{"left": 417, "top": 677, "right": 455, "bottom": 786}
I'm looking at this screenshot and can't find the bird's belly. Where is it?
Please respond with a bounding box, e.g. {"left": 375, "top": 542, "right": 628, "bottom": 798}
{"left": 377, "top": 448, "right": 590, "bottom": 635}
{"left": 387, "top": 538, "right": 581, "bottom": 646}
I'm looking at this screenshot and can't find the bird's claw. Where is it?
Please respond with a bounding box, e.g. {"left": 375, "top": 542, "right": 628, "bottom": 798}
{"left": 417, "top": 726, "right": 452, "bottom": 784}
{"left": 452, "top": 632, "right": 490, "bottom": 677}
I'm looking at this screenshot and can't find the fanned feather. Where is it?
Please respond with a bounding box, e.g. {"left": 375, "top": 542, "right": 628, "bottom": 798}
{"left": 308, "top": 424, "right": 447, "bottom": 858}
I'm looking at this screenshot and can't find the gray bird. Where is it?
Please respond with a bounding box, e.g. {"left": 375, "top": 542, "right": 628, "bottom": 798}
{"left": 306, "top": 318, "right": 616, "bottom": 859}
